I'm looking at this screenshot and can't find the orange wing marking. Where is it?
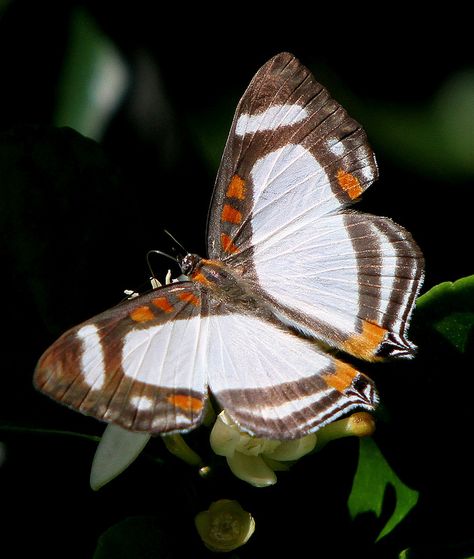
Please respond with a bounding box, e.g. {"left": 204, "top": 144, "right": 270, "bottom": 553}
{"left": 322, "top": 361, "right": 358, "bottom": 393}
{"left": 191, "top": 271, "right": 212, "bottom": 287}
{"left": 336, "top": 169, "right": 363, "bottom": 199}
{"left": 167, "top": 394, "right": 203, "bottom": 413}
{"left": 226, "top": 174, "right": 246, "bottom": 200}
{"left": 221, "top": 204, "right": 242, "bottom": 224}
{"left": 177, "top": 291, "right": 200, "bottom": 307}
{"left": 152, "top": 297, "right": 174, "bottom": 313}
{"left": 130, "top": 306, "right": 155, "bottom": 322}
{"left": 342, "top": 321, "right": 387, "bottom": 361}
{"left": 220, "top": 233, "right": 239, "bottom": 254}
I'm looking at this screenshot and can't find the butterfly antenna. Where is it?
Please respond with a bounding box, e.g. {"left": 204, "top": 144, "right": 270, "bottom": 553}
{"left": 146, "top": 250, "right": 180, "bottom": 279}
{"left": 164, "top": 229, "right": 188, "bottom": 254}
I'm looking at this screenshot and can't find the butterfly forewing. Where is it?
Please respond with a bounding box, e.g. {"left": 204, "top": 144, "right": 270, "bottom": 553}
{"left": 207, "top": 52, "right": 378, "bottom": 261}
{"left": 207, "top": 52, "right": 424, "bottom": 362}
{"left": 35, "top": 283, "right": 208, "bottom": 434}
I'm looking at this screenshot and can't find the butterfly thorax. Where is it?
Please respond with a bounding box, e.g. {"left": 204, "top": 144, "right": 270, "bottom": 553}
{"left": 188, "top": 256, "right": 270, "bottom": 318}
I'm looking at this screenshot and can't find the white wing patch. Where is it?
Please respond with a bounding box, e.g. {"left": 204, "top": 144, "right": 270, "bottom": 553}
{"left": 360, "top": 163, "right": 376, "bottom": 182}
{"left": 130, "top": 395, "right": 155, "bottom": 412}
{"left": 249, "top": 145, "right": 340, "bottom": 246}
{"left": 241, "top": 145, "right": 363, "bottom": 336}
{"left": 252, "top": 210, "right": 360, "bottom": 334}
{"left": 235, "top": 104, "right": 308, "bottom": 136}
{"left": 326, "top": 138, "right": 345, "bottom": 156}
{"left": 77, "top": 324, "right": 106, "bottom": 389}
{"left": 206, "top": 313, "right": 332, "bottom": 393}
{"left": 122, "top": 316, "right": 207, "bottom": 391}
{"left": 373, "top": 223, "right": 398, "bottom": 320}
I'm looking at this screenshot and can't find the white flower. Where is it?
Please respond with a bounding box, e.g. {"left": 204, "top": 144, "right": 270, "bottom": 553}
{"left": 210, "top": 410, "right": 317, "bottom": 487}
{"left": 210, "top": 410, "right": 376, "bottom": 487}
{"left": 195, "top": 499, "right": 255, "bottom": 552}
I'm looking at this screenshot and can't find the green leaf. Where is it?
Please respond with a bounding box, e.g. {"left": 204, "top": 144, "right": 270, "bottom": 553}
{"left": 416, "top": 275, "right": 474, "bottom": 352}
{"left": 348, "top": 437, "right": 419, "bottom": 541}
{"left": 93, "top": 517, "right": 171, "bottom": 559}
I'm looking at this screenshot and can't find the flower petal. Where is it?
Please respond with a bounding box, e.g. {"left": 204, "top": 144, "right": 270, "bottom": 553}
{"left": 264, "top": 433, "right": 317, "bottom": 461}
{"left": 261, "top": 456, "right": 290, "bottom": 472}
{"left": 90, "top": 424, "right": 150, "bottom": 490}
{"left": 210, "top": 411, "right": 241, "bottom": 457}
{"left": 227, "top": 451, "right": 277, "bottom": 487}
{"left": 162, "top": 434, "right": 202, "bottom": 466}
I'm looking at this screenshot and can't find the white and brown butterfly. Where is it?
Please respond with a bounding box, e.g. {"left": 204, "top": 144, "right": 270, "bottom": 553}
{"left": 35, "top": 53, "right": 424, "bottom": 440}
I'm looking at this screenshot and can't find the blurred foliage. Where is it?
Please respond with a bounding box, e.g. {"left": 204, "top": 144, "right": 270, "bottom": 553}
{"left": 358, "top": 70, "right": 474, "bottom": 180}
{"left": 55, "top": 8, "right": 128, "bottom": 140}
{"left": 416, "top": 275, "right": 474, "bottom": 353}
{"left": 1, "top": 2, "right": 473, "bottom": 558}
{"left": 93, "top": 517, "right": 171, "bottom": 559}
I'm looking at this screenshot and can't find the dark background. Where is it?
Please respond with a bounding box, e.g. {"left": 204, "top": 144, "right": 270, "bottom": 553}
{"left": 0, "top": 2, "right": 473, "bottom": 558}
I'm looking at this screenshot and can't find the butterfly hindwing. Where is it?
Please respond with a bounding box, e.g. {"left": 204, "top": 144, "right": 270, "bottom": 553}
{"left": 245, "top": 210, "right": 424, "bottom": 361}
{"left": 206, "top": 309, "right": 378, "bottom": 439}
{"left": 34, "top": 283, "right": 208, "bottom": 434}
{"left": 207, "top": 52, "right": 424, "bottom": 361}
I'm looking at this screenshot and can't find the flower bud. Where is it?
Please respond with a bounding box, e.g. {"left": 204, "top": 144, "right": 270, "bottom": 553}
{"left": 314, "top": 412, "right": 376, "bottom": 451}
{"left": 195, "top": 499, "right": 255, "bottom": 552}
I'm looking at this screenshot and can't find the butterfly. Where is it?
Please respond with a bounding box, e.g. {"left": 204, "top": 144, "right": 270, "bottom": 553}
{"left": 35, "top": 53, "right": 424, "bottom": 440}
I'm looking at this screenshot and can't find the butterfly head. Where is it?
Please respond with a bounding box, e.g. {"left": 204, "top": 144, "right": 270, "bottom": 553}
{"left": 180, "top": 253, "right": 202, "bottom": 276}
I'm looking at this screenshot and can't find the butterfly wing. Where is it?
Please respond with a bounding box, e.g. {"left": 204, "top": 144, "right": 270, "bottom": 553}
{"left": 35, "top": 277, "right": 376, "bottom": 439}
{"left": 207, "top": 52, "right": 424, "bottom": 361}
{"left": 34, "top": 282, "right": 208, "bottom": 434}
{"left": 206, "top": 308, "right": 378, "bottom": 439}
